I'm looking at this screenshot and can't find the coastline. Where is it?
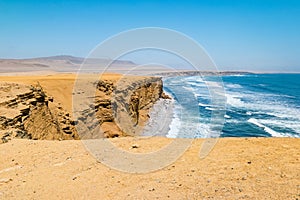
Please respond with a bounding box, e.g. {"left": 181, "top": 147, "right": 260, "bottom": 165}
{"left": 0, "top": 73, "right": 168, "bottom": 141}
{"left": 0, "top": 71, "right": 299, "bottom": 199}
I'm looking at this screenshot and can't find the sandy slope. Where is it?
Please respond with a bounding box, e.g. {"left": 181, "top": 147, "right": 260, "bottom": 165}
{"left": 0, "top": 137, "right": 299, "bottom": 199}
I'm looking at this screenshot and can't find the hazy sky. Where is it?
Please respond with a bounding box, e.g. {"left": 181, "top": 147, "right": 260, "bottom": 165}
{"left": 0, "top": 0, "right": 299, "bottom": 71}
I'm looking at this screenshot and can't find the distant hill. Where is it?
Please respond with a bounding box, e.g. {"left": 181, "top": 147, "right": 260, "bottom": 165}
{"left": 31, "top": 55, "right": 135, "bottom": 65}
{"left": 0, "top": 55, "right": 253, "bottom": 75}
{"left": 0, "top": 55, "right": 136, "bottom": 73}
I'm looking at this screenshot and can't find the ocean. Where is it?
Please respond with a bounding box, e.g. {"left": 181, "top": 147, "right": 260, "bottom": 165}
{"left": 155, "top": 73, "right": 300, "bottom": 138}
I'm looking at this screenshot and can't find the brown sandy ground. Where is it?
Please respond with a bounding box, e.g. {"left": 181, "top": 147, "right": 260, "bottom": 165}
{"left": 0, "top": 137, "right": 299, "bottom": 199}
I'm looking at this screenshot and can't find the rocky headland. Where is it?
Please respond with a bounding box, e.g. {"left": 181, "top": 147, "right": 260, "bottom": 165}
{"left": 0, "top": 74, "right": 169, "bottom": 143}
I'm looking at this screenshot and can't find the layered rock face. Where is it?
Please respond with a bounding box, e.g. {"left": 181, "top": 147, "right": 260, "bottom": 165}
{"left": 0, "top": 82, "right": 78, "bottom": 143}
{"left": 0, "top": 76, "right": 168, "bottom": 142}
{"left": 112, "top": 77, "right": 164, "bottom": 136}
{"left": 77, "top": 77, "right": 168, "bottom": 138}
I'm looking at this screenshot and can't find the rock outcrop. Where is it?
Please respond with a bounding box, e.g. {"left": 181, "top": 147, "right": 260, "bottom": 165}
{"left": 77, "top": 76, "right": 169, "bottom": 138}
{"left": 0, "top": 76, "right": 169, "bottom": 142}
{"left": 112, "top": 77, "right": 165, "bottom": 136}
{"left": 0, "top": 82, "right": 78, "bottom": 143}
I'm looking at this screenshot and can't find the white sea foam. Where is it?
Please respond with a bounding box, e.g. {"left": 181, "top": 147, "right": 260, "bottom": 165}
{"left": 247, "top": 118, "right": 283, "bottom": 137}
{"left": 263, "top": 93, "right": 295, "bottom": 99}
{"left": 224, "top": 114, "right": 231, "bottom": 119}
{"left": 182, "top": 86, "right": 196, "bottom": 92}
{"left": 187, "top": 81, "right": 206, "bottom": 87}
{"left": 205, "top": 107, "right": 217, "bottom": 111}
{"left": 198, "top": 103, "right": 212, "bottom": 107}
{"left": 164, "top": 96, "right": 184, "bottom": 138}
{"left": 206, "top": 81, "right": 223, "bottom": 88}
{"left": 142, "top": 98, "right": 174, "bottom": 136}
{"left": 195, "top": 122, "right": 213, "bottom": 138}
{"left": 194, "top": 93, "right": 210, "bottom": 98}
{"left": 185, "top": 76, "right": 204, "bottom": 82}
{"left": 225, "top": 93, "right": 244, "bottom": 107}
{"left": 225, "top": 118, "right": 240, "bottom": 123}
{"left": 166, "top": 112, "right": 181, "bottom": 138}
{"left": 266, "top": 111, "right": 300, "bottom": 120}
{"left": 259, "top": 119, "right": 300, "bottom": 136}
{"left": 166, "top": 98, "right": 213, "bottom": 138}
{"left": 225, "top": 90, "right": 300, "bottom": 121}
{"left": 225, "top": 83, "right": 243, "bottom": 89}
{"left": 246, "top": 111, "right": 252, "bottom": 115}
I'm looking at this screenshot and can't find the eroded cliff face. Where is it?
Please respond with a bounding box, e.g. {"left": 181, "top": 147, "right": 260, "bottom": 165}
{"left": 0, "top": 76, "right": 168, "bottom": 143}
{"left": 0, "top": 83, "right": 79, "bottom": 143}
{"left": 112, "top": 77, "right": 165, "bottom": 136}
{"left": 78, "top": 76, "right": 168, "bottom": 138}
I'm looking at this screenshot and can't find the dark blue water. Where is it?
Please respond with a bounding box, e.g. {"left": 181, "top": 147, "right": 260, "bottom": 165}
{"left": 163, "top": 74, "right": 300, "bottom": 138}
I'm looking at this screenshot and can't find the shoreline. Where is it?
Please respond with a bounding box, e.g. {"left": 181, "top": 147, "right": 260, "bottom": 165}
{"left": 0, "top": 72, "right": 299, "bottom": 199}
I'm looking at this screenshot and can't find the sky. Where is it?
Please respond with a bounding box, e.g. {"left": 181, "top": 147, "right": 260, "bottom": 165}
{"left": 0, "top": 0, "right": 299, "bottom": 72}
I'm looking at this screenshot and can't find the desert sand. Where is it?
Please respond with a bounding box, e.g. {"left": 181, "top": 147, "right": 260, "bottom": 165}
{"left": 0, "top": 73, "right": 299, "bottom": 199}
{"left": 0, "top": 138, "right": 299, "bottom": 199}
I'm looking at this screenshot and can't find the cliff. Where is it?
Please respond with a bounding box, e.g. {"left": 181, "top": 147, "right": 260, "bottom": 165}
{"left": 76, "top": 76, "right": 168, "bottom": 138}
{"left": 0, "top": 75, "right": 168, "bottom": 142}
{"left": 110, "top": 76, "right": 164, "bottom": 136}
{"left": 0, "top": 82, "right": 78, "bottom": 143}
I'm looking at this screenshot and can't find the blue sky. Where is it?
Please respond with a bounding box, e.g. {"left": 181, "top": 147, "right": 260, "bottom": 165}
{"left": 0, "top": 0, "right": 299, "bottom": 71}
